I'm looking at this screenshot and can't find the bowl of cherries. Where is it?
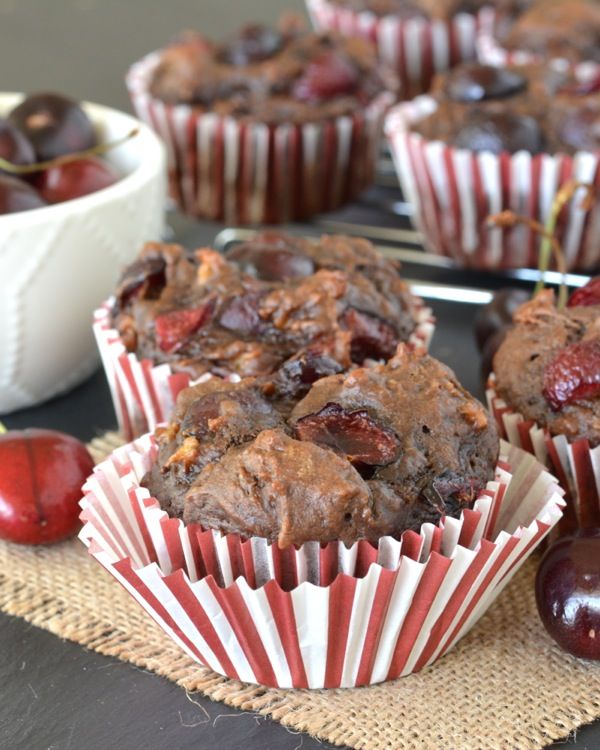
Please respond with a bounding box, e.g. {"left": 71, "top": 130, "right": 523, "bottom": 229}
{"left": 0, "top": 91, "right": 166, "bottom": 414}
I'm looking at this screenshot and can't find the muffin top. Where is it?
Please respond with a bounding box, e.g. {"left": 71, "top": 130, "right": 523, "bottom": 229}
{"left": 143, "top": 346, "right": 499, "bottom": 547}
{"left": 111, "top": 232, "right": 425, "bottom": 394}
{"left": 496, "top": 0, "right": 600, "bottom": 64}
{"left": 326, "top": 0, "right": 516, "bottom": 20}
{"left": 148, "top": 19, "right": 395, "bottom": 121}
{"left": 492, "top": 290, "right": 600, "bottom": 446}
{"left": 411, "top": 63, "right": 600, "bottom": 154}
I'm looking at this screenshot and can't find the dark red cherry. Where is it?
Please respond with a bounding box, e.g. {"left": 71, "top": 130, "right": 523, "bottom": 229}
{"left": 219, "top": 293, "right": 263, "bottom": 335}
{"left": 293, "top": 51, "right": 359, "bottom": 103}
{"left": 340, "top": 308, "right": 398, "bottom": 363}
{"left": 115, "top": 254, "right": 167, "bottom": 310}
{"left": 567, "top": 277, "right": 600, "bottom": 308}
{"left": 274, "top": 346, "right": 344, "bottom": 398}
{"left": 0, "top": 118, "right": 35, "bottom": 174}
{"left": 217, "top": 24, "right": 283, "bottom": 65}
{"left": 226, "top": 241, "right": 315, "bottom": 281}
{"left": 36, "top": 157, "right": 119, "bottom": 204}
{"left": 445, "top": 64, "right": 527, "bottom": 102}
{"left": 536, "top": 528, "right": 600, "bottom": 660}
{"left": 474, "top": 288, "right": 529, "bottom": 351}
{"left": 9, "top": 92, "right": 97, "bottom": 161}
{"left": 0, "top": 174, "right": 46, "bottom": 215}
{"left": 452, "top": 111, "right": 544, "bottom": 154}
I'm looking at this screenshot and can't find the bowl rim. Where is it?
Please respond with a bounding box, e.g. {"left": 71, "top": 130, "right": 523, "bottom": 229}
{"left": 0, "top": 92, "right": 165, "bottom": 228}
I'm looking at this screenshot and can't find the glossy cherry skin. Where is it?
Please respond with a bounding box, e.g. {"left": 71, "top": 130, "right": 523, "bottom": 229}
{"left": 0, "top": 174, "right": 46, "bottom": 214}
{"left": 536, "top": 529, "right": 600, "bottom": 660}
{"left": 0, "top": 429, "right": 95, "bottom": 545}
{"left": 9, "top": 92, "right": 97, "bottom": 161}
{"left": 36, "top": 157, "right": 119, "bottom": 204}
{"left": 0, "top": 118, "right": 36, "bottom": 174}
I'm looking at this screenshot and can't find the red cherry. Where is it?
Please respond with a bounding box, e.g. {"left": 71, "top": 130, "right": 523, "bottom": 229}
{"left": 155, "top": 303, "right": 213, "bottom": 353}
{"left": 340, "top": 307, "right": 399, "bottom": 363}
{"left": 0, "top": 428, "right": 94, "bottom": 545}
{"left": 293, "top": 51, "right": 359, "bottom": 103}
{"left": 0, "top": 174, "right": 46, "bottom": 215}
{"left": 567, "top": 277, "right": 600, "bottom": 308}
{"left": 0, "top": 118, "right": 36, "bottom": 175}
{"left": 36, "top": 157, "right": 119, "bottom": 204}
{"left": 536, "top": 529, "right": 600, "bottom": 660}
{"left": 543, "top": 337, "right": 600, "bottom": 411}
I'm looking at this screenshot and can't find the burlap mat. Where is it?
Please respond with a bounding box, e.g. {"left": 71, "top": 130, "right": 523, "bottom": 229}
{"left": 1, "top": 432, "right": 599, "bottom": 750}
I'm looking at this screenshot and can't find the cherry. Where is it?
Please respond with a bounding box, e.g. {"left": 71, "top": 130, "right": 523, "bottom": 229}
{"left": 294, "top": 402, "right": 399, "bottom": 469}
{"left": 293, "top": 51, "right": 359, "bottom": 103}
{"left": 0, "top": 118, "right": 35, "bottom": 174}
{"left": 36, "top": 156, "right": 119, "bottom": 204}
{"left": 445, "top": 64, "right": 527, "bottom": 103}
{"left": 9, "top": 92, "right": 97, "bottom": 161}
{"left": 474, "top": 288, "right": 529, "bottom": 352}
{"left": 155, "top": 303, "right": 213, "bottom": 353}
{"left": 217, "top": 24, "right": 283, "bottom": 65}
{"left": 451, "top": 111, "right": 544, "bottom": 154}
{"left": 115, "top": 254, "right": 167, "bottom": 310}
{"left": 536, "top": 529, "right": 600, "bottom": 660}
{"left": 274, "top": 346, "right": 344, "bottom": 398}
{"left": 0, "top": 428, "right": 94, "bottom": 545}
{"left": 218, "top": 293, "right": 263, "bottom": 336}
{"left": 226, "top": 240, "right": 315, "bottom": 281}
{"left": 340, "top": 308, "right": 398, "bottom": 363}
{"left": 0, "top": 174, "right": 46, "bottom": 215}
{"left": 567, "top": 277, "right": 600, "bottom": 308}
{"left": 543, "top": 337, "right": 600, "bottom": 411}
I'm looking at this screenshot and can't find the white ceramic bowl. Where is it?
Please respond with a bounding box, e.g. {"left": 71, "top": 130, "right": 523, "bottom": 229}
{"left": 0, "top": 93, "right": 166, "bottom": 414}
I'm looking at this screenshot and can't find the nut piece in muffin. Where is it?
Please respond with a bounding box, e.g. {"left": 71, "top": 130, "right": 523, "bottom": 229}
{"left": 149, "top": 18, "right": 396, "bottom": 121}
{"left": 143, "top": 346, "right": 499, "bottom": 547}
{"left": 411, "top": 62, "right": 600, "bottom": 155}
{"left": 492, "top": 290, "right": 600, "bottom": 446}
{"left": 111, "top": 232, "right": 427, "bottom": 396}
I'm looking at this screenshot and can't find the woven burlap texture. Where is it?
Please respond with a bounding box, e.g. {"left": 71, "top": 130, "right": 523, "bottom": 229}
{"left": 1, "top": 432, "right": 599, "bottom": 750}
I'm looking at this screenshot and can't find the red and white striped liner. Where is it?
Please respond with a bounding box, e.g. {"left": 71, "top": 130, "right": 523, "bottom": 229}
{"left": 79, "top": 432, "right": 564, "bottom": 688}
{"left": 385, "top": 96, "right": 600, "bottom": 270}
{"left": 125, "top": 51, "right": 394, "bottom": 223}
{"left": 488, "top": 376, "right": 600, "bottom": 539}
{"left": 93, "top": 297, "right": 435, "bottom": 441}
{"left": 306, "top": 0, "right": 495, "bottom": 99}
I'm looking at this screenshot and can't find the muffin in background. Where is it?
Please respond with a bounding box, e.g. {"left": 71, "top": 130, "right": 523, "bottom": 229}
{"left": 126, "top": 18, "right": 395, "bottom": 223}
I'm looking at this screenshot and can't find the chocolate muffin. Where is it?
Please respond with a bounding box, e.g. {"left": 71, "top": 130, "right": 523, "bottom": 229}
{"left": 492, "top": 290, "right": 600, "bottom": 446}
{"left": 143, "top": 346, "right": 499, "bottom": 547}
{"left": 149, "top": 20, "right": 396, "bottom": 121}
{"left": 411, "top": 62, "right": 600, "bottom": 154}
{"left": 111, "top": 232, "right": 426, "bottom": 394}
{"left": 496, "top": 0, "right": 600, "bottom": 64}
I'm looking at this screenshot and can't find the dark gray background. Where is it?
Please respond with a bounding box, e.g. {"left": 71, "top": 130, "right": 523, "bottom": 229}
{"left": 1, "top": 1, "right": 599, "bottom": 748}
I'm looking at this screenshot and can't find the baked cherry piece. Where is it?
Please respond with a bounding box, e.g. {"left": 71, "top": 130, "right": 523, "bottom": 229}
{"left": 341, "top": 308, "right": 398, "bottom": 363}
{"left": 567, "top": 277, "right": 600, "bottom": 307}
{"left": 0, "top": 174, "right": 46, "bottom": 214}
{"left": 155, "top": 302, "right": 214, "bottom": 353}
{"left": 36, "top": 157, "right": 119, "bottom": 204}
{"left": 445, "top": 64, "right": 527, "bottom": 102}
{"left": 536, "top": 529, "right": 600, "bottom": 660}
{"left": 225, "top": 239, "right": 315, "bottom": 281}
{"left": 452, "top": 111, "right": 544, "bottom": 154}
{"left": 218, "top": 24, "right": 283, "bottom": 65}
{"left": 9, "top": 92, "right": 97, "bottom": 161}
{"left": 0, "top": 428, "right": 94, "bottom": 545}
{"left": 293, "top": 51, "right": 359, "bottom": 102}
{"left": 543, "top": 337, "right": 600, "bottom": 411}
{"left": 474, "top": 288, "right": 530, "bottom": 351}
{"left": 0, "top": 118, "right": 35, "bottom": 174}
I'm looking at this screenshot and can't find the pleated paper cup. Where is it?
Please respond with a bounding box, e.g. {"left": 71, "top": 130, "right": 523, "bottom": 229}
{"left": 385, "top": 96, "right": 600, "bottom": 270}
{"left": 94, "top": 298, "right": 435, "bottom": 441}
{"left": 488, "top": 376, "right": 600, "bottom": 540}
{"left": 125, "top": 51, "right": 394, "bottom": 223}
{"left": 79, "top": 432, "right": 564, "bottom": 689}
{"left": 306, "top": 0, "right": 495, "bottom": 99}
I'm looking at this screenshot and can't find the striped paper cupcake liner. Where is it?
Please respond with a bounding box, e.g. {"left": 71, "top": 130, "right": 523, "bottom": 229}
{"left": 125, "top": 51, "right": 394, "bottom": 223}
{"left": 93, "top": 298, "right": 435, "bottom": 441}
{"left": 385, "top": 96, "right": 600, "bottom": 270}
{"left": 306, "top": 0, "right": 494, "bottom": 99}
{"left": 79, "top": 432, "right": 564, "bottom": 688}
{"left": 488, "top": 377, "right": 600, "bottom": 540}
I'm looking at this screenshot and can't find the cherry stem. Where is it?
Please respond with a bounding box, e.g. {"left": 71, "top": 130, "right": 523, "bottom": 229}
{"left": 487, "top": 211, "right": 569, "bottom": 309}
{"left": 535, "top": 180, "right": 595, "bottom": 296}
{"left": 0, "top": 127, "right": 140, "bottom": 175}
{"left": 0, "top": 422, "right": 6, "bottom": 434}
